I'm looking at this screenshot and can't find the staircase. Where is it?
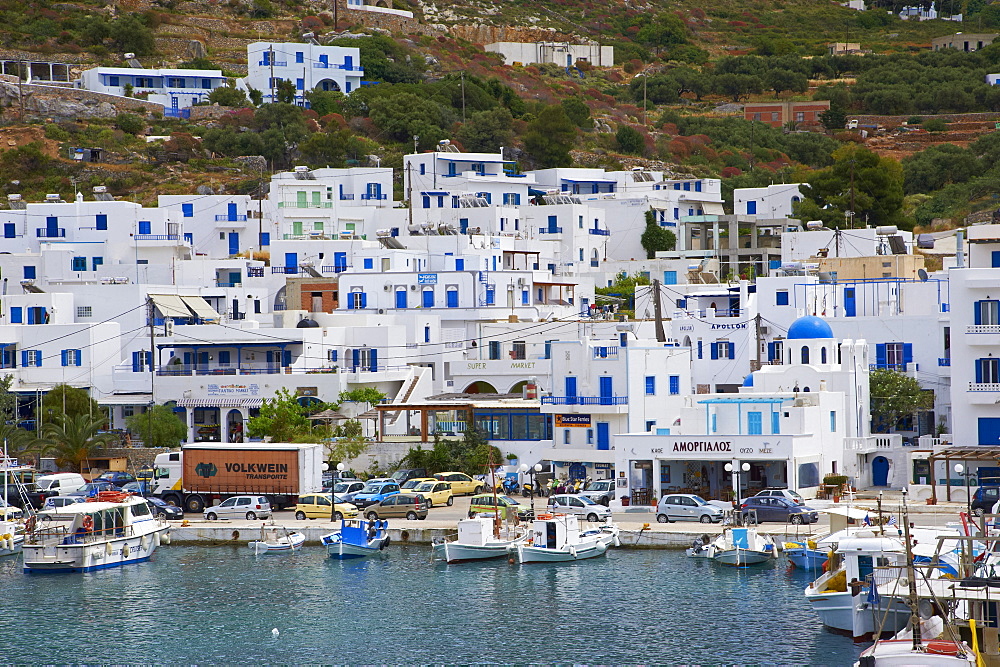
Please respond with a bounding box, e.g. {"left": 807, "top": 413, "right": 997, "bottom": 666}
{"left": 388, "top": 367, "right": 425, "bottom": 425}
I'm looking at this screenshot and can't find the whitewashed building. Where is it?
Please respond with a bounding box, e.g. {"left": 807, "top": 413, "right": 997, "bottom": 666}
{"left": 242, "top": 42, "right": 364, "bottom": 104}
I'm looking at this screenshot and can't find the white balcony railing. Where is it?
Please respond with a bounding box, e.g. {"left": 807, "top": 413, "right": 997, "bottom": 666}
{"left": 969, "top": 382, "right": 1000, "bottom": 392}
{"left": 845, "top": 434, "right": 902, "bottom": 451}
{"left": 967, "top": 325, "right": 1000, "bottom": 334}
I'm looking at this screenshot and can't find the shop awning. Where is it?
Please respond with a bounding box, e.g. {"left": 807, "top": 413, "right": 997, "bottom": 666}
{"left": 149, "top": 294, "right": 191, "bottom": 319}
{"left": 180, "top": 296, "right": 220, "bottom": 322}
{"left": 176, "top": 398, "right": 264, "bottom": 408}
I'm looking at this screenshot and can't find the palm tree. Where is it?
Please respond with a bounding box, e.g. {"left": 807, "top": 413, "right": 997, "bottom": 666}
{"left": 0, "top": 423, "right": 48, "bottom": 466}
{"left": 40, "top": 414, "right": 113, "bottom": 474}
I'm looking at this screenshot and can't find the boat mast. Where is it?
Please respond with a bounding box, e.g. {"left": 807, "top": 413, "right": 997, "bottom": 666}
{"left": 487, "top": 447, "right": 501, "bottom": 539}
{"left": 900, "top": 488, "right": 921, "bottom": 651}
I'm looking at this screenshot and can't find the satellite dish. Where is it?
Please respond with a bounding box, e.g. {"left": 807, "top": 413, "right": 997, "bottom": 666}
{"left": 917, "top": 599, "right": 935, "bottom": 620}
{"left": 918, "top": 268, "right": 929, "bottom": 282}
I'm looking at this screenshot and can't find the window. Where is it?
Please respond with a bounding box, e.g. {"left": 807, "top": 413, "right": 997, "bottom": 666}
{"left": 446, "top": 288, "right": 459, "bottom": 308}
{"left": 563, "top": 430, "right": 570, "bottom": 444}
{"left": 830, "top": 411, "right": 837, "bottom": 432}
{"left": 976, "top": 300, "right": 1000, "bottom": 325}
{"left": 22, "top": 350, "right": 41, "bottom": 367}
{"left": 295, "top": 51, "right": 304, "bottom": 63}
{"left": 363, "top": 258, "right": 373, "bottom": 270}
{"left": 328, "top": 349, "right": 338, "bottom": 362}
{"left": 9, "top": 307, "right": 21, "bottom": 323}
{"left": 801, "top": 345, "right": 810, "bottom": 364}
{"left": 77, "top": 306, "right": 92, "bottom": 318}
{"left": 795, "top": 111, "right": 805, "bottom": 122}
{"left": 422, "top": 289, "right": 433, "bottom": 308}
{"left": 61, "top": 349, "right": 81, "bottom": 367}
{"left": 645, "top": 376, "right": 656, "bottom": 395}
{"left": 138, "top": 221, "right": 151, "bottom": 235}
{"left": 776, "top": 291, "right": 789, "bottom": 306}
{"left": 586, "top": 429, "right": 594, "bottom": 445}
{"left": 347, "top": 292, "right": 367, "bottom": 309}
{"left": 71, "top": 257, "right": 86, "bottom": 272}
{"left": 182, "top": 204, "right": 193, "bottom": 217}
{"left": 108, "top": 75, "right": 120, "bottom": 87}
{"left": 511, "top": 341, "right": 526, "bottom": 360}
{"left": 710, "top": 342, "right": 734, "bottom": 359}
{"left": 296, "top": 78, "right": 304, "bottom": 91}
{"left": 669, "top": 375, "right": 680, "bottom": 395}
{"left": 23, "top": 266, "right": 35, "bottom": 280}
{"left": 977, "top": 358, "right": 1000, "bottom": 384}
{"left": 747, "top": 412, "right": 762, "bottom": 435}
{"left": 646, "top": 421, "right": 656, "bottom": 432}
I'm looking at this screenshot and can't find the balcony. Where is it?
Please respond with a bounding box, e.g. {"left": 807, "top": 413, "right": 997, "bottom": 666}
{"left": 969, "top": 382, "right": 1000, "bottom": 392}
{"left": 320, "top": 265, "right": 351, "bottom": 274}
{"left": 542, "top": 396, "right": 628, "bottom": 406}
{"left": 259, "top": 60, "right": 287, "bottom": 66}
{"left": 215, "top": 214, "right": 248, "bottom": 222}
{"left": 134, "top": 234, "right": 179, "bottom": 241}
{"left": 588, "top": 228, "right": 611, "bottom": 236}
{"left": 938, "top": 357, "right": 951, "bottom": 366}
{"left": 592, "top": 346, "right": 619, "bottom": 359}
{"left": 360, "top": 194, "right": 387, "bottom": 200}
{"left": 215, "top": 281, "right": 242, "bottom": 288}
{"left": 36, "top": 228, "right": 65, "bottom": 238}
{"left": 272, "top": 266, "right": 301, "bottom": 275}
{"left": 339, "top": 194, "right": 355, "bottom": 200}
{"left": 967, "top": 325, "right": 1000, "bottom": 335}
{"left": 539, "top": 227, "right": 563, "bottom": 234}
{"left": 247, "top": 267, "right": 265, "bottom": 278}
{"left": 845, "top": 434, "right": 902, "bottom": 452}
{"left": 870, "top": 363, "right": 910, "bottom": 371}
{"left": 277, "top": 201, "right": 333, "bottom": 209}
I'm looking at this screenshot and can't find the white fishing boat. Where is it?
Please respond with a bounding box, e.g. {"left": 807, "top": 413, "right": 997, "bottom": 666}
{"left": 248, "top": 523, "right": 305, "bottom": 555}
{"left": 22, "top": 491, "right": 170, "bottom": 573}
{"left": 582, "top": 522, "right": 621, "bottom": 549}
{"left": 710, "top": 526, "right": 776, "bottom": 566}
{"left": 686, "top": 533, "right": 713, "bottom": 558}
{"left": 516, "top": 513, "right": 608, "bottom": 563}
{"left": 0, "top": 449, "right": 27, "bottom": 558}
{"left": 321, "top": 518, "right": 390, "bottom": 559}
{"left": 432, "top": 516, "right": 526, "bottom": 563}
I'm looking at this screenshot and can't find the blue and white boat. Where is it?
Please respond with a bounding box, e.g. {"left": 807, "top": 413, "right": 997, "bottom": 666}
{"left": 786, "top": 507, "right": 871, "bottom": 570}
{"left": 710, "top": 526, "right": 776, "bottom": 566}
{"left": 322, "top": 518, "right": 390, "bottom": 559}
{"left": 22, "top": 491, "right": 170, "bottom": 573}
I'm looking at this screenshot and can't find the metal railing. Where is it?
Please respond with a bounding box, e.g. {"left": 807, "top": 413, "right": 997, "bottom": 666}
{"left": 215, "top": 214, "right": 247, "bottom": 222}
{"left": 339, "top": 194, "right": 355, "bottom": 200}
{"left": 539, "top": 227, "right": 563, "bottom": 234}
{"left": 969, "top": 382, "right": 1000, "bottom": 392}
{"left": 216, "top": 281, "right": 241, "bottom": 288}
{"left": 592, "top": 346, "right": 619, "bottom": 359}
{"left": 259, "top": 60, "right": 286, "bottom": 66}
{"left": 938, "top": 357, "right": 951, "bottom": 366}
{"left": 320, "top": 265, "right": 351, "bottom": 274}
{"left": 134, "top": 234, "right": 179, "bottom": 241}
{"left": 272, "top": 266, "right": 300, "bottom": 274}
{"left": 36, "top": 228, "right": 65, "bottom": 237}
{"left": 541, "top": 396, "right": 629, "bottom": 405}
{"left": 360, "top": 193, "right": 387, "bottom": 200}
{"left": 247, "top": 267, "right": 265, "bottom": 277}
{"left": 588, "top": 228, "right": 611, "bottom": 236}
{"left": 967, "top": 325, "right": 1000, "bottom": 334}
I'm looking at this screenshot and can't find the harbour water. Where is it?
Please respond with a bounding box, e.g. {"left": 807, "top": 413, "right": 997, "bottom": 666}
{"left": 1, "top": 545, "right": 861, "bottom": 664}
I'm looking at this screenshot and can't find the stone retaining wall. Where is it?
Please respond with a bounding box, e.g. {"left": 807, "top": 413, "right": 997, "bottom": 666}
{"left": 849, "top": 111, "right": 1000, "bottom": 127}
{"left": 23, "top": 84, "right": 163, "bottom": 120}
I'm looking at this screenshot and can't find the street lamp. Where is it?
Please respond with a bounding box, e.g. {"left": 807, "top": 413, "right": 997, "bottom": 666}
{"left": 955, "top": 463, "right": 974, "bottom": 524}
{"left": 332, "top": 462, "right": 345, "bottom": 523}
{"left": 520, "top": 463, "right": 543, "bottom": 517}
{"left": 725, "top": 461, "right": 752, "bottom": 515}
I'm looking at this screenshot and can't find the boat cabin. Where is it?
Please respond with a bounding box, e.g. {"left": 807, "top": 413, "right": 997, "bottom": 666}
{"left": 530, "top": 514, "right": 581, "bottom": 549}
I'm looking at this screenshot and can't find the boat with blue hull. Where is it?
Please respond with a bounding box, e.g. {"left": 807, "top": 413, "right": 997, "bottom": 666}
{"left": 322, "top": 518, "right": 390, "bottom": 559}
{"left": 22, "top": 491, "right": 170, "bottom": 574}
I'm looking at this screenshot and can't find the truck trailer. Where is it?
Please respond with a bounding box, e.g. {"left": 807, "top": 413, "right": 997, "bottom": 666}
{"left": 150, "top": 443, "right": 324, "bottom": 513}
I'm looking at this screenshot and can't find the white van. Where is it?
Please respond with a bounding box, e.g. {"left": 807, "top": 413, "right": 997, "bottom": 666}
{"left": 36, "top": 472, "right": 87, "bottom": 496}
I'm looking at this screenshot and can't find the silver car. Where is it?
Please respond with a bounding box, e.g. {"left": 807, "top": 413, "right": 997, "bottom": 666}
{"left": 547, "top": 494, "right": 613, "bottom": 522}
{"left": 204, "top": 495, "right": 272, "bottom": 521}
{"left": 656, "top": 494, "right": 724, "bottom": 524}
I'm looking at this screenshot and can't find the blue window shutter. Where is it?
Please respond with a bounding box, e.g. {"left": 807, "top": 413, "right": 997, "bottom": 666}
{"left": 138, "top": 221, "right": 151, "bottom": 235}
{"left": 977, "top": 359, "right": 985, "bottom": 384}
{"left": 3, "top": 223, "right": 13, "bottom": 238}
{"left": 976, "top": 301, "right": 983, "bottom": 325}
{"left": 767, "top": 342, "right": 776, "bottom": 361}
{"left": 455, "top": 258, "right": 464, "bottom": 271}
{"left": 347, "top": 294, "right": 355, "bottom": 309}
{"left": 747, "top": 200, "right": 757, "bottom": 215}
{"left": 422, "top": 196, "right": 430, "bottom": 209}
{"left": 74, "top": 349, "right": 81, "bottom": 366}
{"left": 10, "top": 308, "right": 21, "bottom": 324}
{"left": 728, "top": 343, "right": 735, "bottom": 359}
{"left": 710, "top": 343, "right": 718, "bottom": 360}
{"left": 697, "top": 341, "right": 703, "bottom": 359}
{"left": 645, "top": 376, "right": 655, "bottom": 394}
{"left": 60, "top": 350, "right": 67, "bottom": 367}
{"left": 352, "top": 348, "right": 360, "bottom": 369}
{"left": 219, "top": 351, "right": 230, "bottom": 365}
{"left": 21, "top": 351, "right": 27, "bottom": 367}
{"left": 903, "top": 343, "right": 913, "bottom": 367}
{"left": 993, "top": 251, "right": 1000, "bottom": 268}
{"left": 181, "top": 204, "right": 193, "bottom": 218}
{"left": 875, "top": 343, "right": 886, "bottom": 367}
{"left": 23, "top": 266, "right": 35, "bottom": 280}
{"left": 669, "top": 376, "right": 680, "bottom": 395}
{"left": 422, "top": 290, "right": 433, "bottom": 308}
{"left": 369, "top": 348, "right": 378, "bottom": 372}
{"left": 260, "top": 232, "right": 270, "bottom": 246}
{"left": 132, "top": 351, "right": 141, "bottom": 372}
{"left": 360, "top": 292, "right": 367, "bottom": 308}
{"left": 776, "top": 291, "right": 789, "bottom": 306}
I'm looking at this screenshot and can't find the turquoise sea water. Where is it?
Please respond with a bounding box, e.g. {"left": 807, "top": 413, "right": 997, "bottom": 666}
{"left": 1, "top": 545, "right": 861, "bottom": 665}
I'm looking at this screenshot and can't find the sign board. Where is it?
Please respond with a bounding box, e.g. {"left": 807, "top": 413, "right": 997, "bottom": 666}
{"left": 417, "top": 273, "right": 438, "bottom": 285}
{"left": 618, "top": 434, "right": 794, "bottom": 461}
{"left": 207, "top": 383, "right": 260, "bottom": 397}
{"left": 183, "top": 449, "right": 299, "bottom": 494}
{"left": 555, "top": 414, "right": 592, "bottom": 428}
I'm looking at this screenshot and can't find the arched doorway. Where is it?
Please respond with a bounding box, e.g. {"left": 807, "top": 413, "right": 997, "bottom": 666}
{"left": 316, "top": 79, "right": 341, "bottom": 92}
{"left": 872, "top": 456, "right": 890, "bottom": 487}
{"left": 464, "top": 381, "right": 497, "bottom": 394}
{"left": 226, "top": 409, "right": 244, "bottom": 443}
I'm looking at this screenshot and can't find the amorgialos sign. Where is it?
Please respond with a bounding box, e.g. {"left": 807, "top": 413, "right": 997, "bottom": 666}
{"left": 616, "top": 434, "right": 795, "bottom": 460}
{"left": 183, "top": 448, "right": 299, "bottom": 493}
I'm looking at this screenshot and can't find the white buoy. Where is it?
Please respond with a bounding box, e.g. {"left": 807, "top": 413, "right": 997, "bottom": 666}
{"left": 272, "top": 628, "right": 279, "bottom": 637}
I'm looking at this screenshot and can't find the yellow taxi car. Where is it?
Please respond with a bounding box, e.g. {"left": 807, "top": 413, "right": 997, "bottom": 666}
{"left": 411, "top": 480, "right": 453, "bottom": 507}
{"left": 434, "top": 472, "right": 483, "bottom": 496}
{"left": 400, "top": 477, "right": 437, "bottom": 493}
{"left": 294, "top": 493, "right": 359, "bottom": 521}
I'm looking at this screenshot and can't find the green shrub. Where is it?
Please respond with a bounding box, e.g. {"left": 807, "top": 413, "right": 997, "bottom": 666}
{"left": 923, "top": 118, "right": 947, "bottom": 132}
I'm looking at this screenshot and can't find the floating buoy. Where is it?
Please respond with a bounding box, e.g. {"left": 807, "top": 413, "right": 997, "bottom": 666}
{"left": 105, "top": 542, "right": 113, "bottom": 556}
{"left": 508, "top": 557, "right": 515, "bottom": 564}
{"left": 162, "top": 532, "right": 171, "bottom": 545}
{"left": 122, "top": 544, "right": 130, "bottom": 558}
{"left": 271, "top": 628, "right": 279, "bottom": 637}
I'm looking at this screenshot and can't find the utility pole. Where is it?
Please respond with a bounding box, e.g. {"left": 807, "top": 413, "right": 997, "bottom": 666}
{"left": 334, "top": 0, "right": 339, "bottom": 32}
{"left": 406, "top": 161, "right": 413, "bottom": 228}
{"left": 18, "top": 60, "right": 24, "bottom": 120}
{"left": 753, "top": 313, "right": 762, "bottom": 371}
{"left": 849, "top": 158, "right": 856, "bottom": 229}
{"left": 461, "top": 72, "right": 466, "bottom": 123}
{"left": 147, "top": 296, "right": 156, "bottom": 447}
{"left": 652, "top": 279, "right": 666, "bottom": 343}
{"left": 269, "top": 45, "right": 275, "bottom": 104}
{"left": 749, "top": 120, "right": 755, "bottom": 171}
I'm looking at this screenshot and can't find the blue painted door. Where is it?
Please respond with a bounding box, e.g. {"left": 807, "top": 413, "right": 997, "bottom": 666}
{"left": 334, "top": 252, "right": 347, "bottom": 272}
{"left": 565, "top": 376, "right": 577, "bottom": 405}
{"left": 227, "top": 202, "right": 238, "bottom": 221}
{"left": 395, "top": 290, "right": 407, "bottom": 309}
{"left": 228, "top": 232, "right": 239, "bottom": 256}
{"left": 979, "top": 418, "right": 1000, "bottom": 445}
{"left": 599, "top": 376, "right": 613, "bottom": 405}
{"left": 285, "top": 252, "right": 298, "bottom": 273}
{"left": 344, "top": 55, "right": 352, "bottom": 69}
{"left": 46, "top": 217, "right": 58, "bottom": 236}
{"left": 596, "top": 422, "right": 610, "bottom": 450}
{"left": 844, "top": 288, "right": 856, "bottom": 317}
{"left": 872, "top": 456, "right": 889, "bottom": 486}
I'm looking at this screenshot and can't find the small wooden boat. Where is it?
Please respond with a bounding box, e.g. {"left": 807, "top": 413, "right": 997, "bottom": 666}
{"left": 710, "top": 526, "right": 776, "bottom": 567}
{"left": 516, "top": 514, "right": 608, "bottom": 563}
{"left": 248, "top": 523, "right": 305, "bottom": 555}
{"left": 321, "top": 518, "right": 390, "bottom": 559}
{"left": 784, "top": 539, "right": 827, "bottom": 569}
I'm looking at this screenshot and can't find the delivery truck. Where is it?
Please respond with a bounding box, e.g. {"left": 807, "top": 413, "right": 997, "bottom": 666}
{"left": 150, "top": 443, "right": 324, "bottom": 513}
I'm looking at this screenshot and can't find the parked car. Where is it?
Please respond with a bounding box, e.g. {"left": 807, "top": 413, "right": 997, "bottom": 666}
{"left": 754, "top": 488, "right": 805, "bottom": 505}
{"left": 147, "top": 496, "right": 183, "bottom": 520}
{"left": 579, "top": 479, "right": 616, "bottom": 506}
{"left": 36, "top": 472, "right": 87, "bottom": 496}
{"left": 65, "top": 481, "right": 121, "bottom": 500}
{"left": 294, "top": 493, "right": 359, "bottom": 521}
{"left": 547, "top": 494, "right": 612, "bottom": 522}
{"left": 411, "top": 480, "right": 453, "bottom": 507}
{"left": 434, "top": 472, "right": 483, "bottom": 496}
{"left": 93, "top": 471, "right": 136, "bottom": 487}
{"left": 331, "top": 480, "right": 367, "bottom": 502}
{"left": 974, "top": 487, "right": 1000, "bottom": 516}
{"left": 2, "top": 482, "right": 50, "bottom": 509}
{"left": 740, "top": 496, "right": 818, "bottom": 524}
{"left": 363, "top": 493, "right": 429, "bottom": 521}
{"left": 391, "top": 468, "right": 428, "bottom": 485}
{"left": 121, "top": 481, "right": 153, "bottom": 495}
{"left": 42, "top": 495, "right": 87, "bottom": 511}
{"left": 204, "top": 495, "right": 272, "bottom": 521}
{"left": 351, "top": 481, "right": 401, "bottom": 509}
{"left": 469, "top": 494, "right": 533, "bottom": 521}
{"left": 400, "top": 477, "right": 436, "bottom": 493}
{"left": 656, "top": 494, "right": 725, "bottom": 524}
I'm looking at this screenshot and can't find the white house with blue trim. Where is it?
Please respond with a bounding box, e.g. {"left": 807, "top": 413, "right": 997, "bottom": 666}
{"left": 75, "top": 67, "right": 227, "bottom": 115}
{"left": 158, "top": 194, "right": 254, "bottom": 259}
{"left": 242, "top": 42, "right": 364, "bottom": 105}
{"left": 732, "top": 183, "right": 805, "bottom": 218}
